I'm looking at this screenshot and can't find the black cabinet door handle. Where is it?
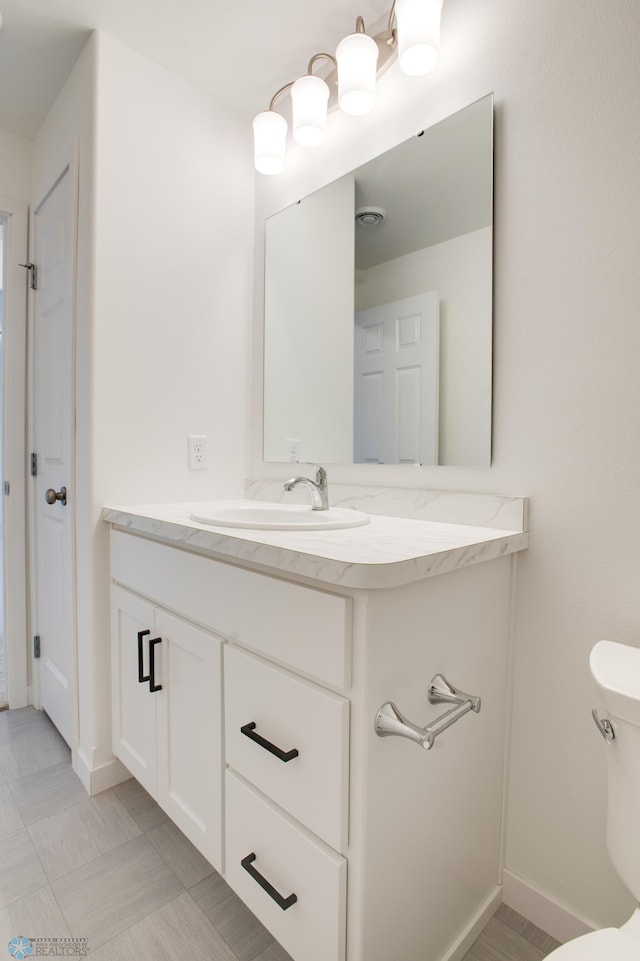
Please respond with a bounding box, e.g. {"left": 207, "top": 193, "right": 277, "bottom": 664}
{"left": 137, "top": 630, "right": 151, "bottom": 683}
{"left": 241, "top": 853, "right": 297, "bottom": 911}
{"left": 240, "top": 722, "right": 299, "bottom": 762}
{"left": 149, "top": 637, "right": 163, "bottom": 693}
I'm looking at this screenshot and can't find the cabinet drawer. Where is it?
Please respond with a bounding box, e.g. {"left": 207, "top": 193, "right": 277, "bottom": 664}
{"left": 225, "top": 771, "right": 346, "bottom": 961}
{"left": 225, "top": 646, "right": 349, "bottom": 852}
{"left": 110, "top": 530, "right": 351, "bottom": 687}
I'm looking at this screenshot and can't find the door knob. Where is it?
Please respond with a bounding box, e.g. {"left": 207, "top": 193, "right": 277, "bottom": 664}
{"left": 45, "top": 487, "right": 67, "bottom": 506}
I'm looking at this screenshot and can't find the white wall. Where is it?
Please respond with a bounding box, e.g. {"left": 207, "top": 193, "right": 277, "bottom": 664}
{"left": 86, "top": 32, "right": 253, "bottom": 781}
{"left": 356, "top": 228, "right": 492, "bottom": 466}
{"left": 93, "top": 32, "right": 253, "bottom": 506}
{"left": 253, "top": 0, "right": 640, "bottom": 934}
{"left": 0, "top": 128, "right": 33, "bottom": 203}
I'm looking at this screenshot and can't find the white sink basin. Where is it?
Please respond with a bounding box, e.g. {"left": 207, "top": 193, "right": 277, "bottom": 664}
{"left": 189, "top": 501, "right": 370, "bottom": 531}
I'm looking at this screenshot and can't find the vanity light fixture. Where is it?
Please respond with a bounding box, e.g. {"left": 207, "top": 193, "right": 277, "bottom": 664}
{"left": 395, "top": 0, "right": 443, "bottom": 76}
{"left": 336, "top": 20, "right": 379, "bottom": 116}
{"left": 291, "top": 56, "right": 332, "bottom": 146}
{"left": 253, "top": 108, "right": 289, "bottom": 175}
{"left": 253, "top": 0, "right": 444, "bottom": 174}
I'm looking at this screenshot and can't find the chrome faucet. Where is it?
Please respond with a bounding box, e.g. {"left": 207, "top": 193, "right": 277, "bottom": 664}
{"left": 283, "top": 465, "right": 329, "bottom": 511}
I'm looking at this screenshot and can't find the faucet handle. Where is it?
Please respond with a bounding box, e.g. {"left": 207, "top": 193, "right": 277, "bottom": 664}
{"left": 310, "top": 465, "right": 327, "bottom": 487}
{"left": 283, "top": 465, "right": 329, "bottom": 510}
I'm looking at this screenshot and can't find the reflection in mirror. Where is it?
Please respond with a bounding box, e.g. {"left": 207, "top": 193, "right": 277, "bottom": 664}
{"left": 263, "top": 93, "right": 493, "bottom": 467}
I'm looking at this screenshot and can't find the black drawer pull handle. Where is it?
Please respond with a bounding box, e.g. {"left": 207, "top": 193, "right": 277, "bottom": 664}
{"left": 149, "top": 637, "right": 163, "bottom": 693}
{"left": 137, "top": 630, "right": 151, "bottom": 684}
{"left": 241, "top": 853, "right": 297, "bottom": 911}
{"left": 241, "top": 722, "right": 299, "bottom": 762}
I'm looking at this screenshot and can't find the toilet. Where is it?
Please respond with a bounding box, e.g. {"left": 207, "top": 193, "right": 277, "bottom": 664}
{"left": 544, "top": 640, "right": 640, "bottom": 959}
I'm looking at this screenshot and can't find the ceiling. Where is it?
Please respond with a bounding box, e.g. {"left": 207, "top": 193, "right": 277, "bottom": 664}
{"left": 353, "top": 94, "right": 493, "bottom": 268}
{"left": 0, "top": 0, "right": 392, "bottom": 141}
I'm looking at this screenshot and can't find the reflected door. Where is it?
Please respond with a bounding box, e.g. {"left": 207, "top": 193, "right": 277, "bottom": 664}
{"left": 354, "top": 292, "right": 439, "bottom": 465}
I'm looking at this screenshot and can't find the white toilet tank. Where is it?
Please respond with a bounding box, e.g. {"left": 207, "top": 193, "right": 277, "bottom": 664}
{"left": 590, "top": 640, "right": 640, "bottom": 901}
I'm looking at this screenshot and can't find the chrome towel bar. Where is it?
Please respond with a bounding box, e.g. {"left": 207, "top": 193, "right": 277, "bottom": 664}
{"left": 374, "top": 673, "right": 481, "bottom": 751}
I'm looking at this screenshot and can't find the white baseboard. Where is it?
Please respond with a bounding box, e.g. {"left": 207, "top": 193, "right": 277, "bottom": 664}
{"left": 445, "top": 887, "right": 503, "bottom": 961}
{"left": 74, "top": 749, "right": 132, "bottom": 796}
{"left": 502, "top": 868, "right": 595, "bottom": 944}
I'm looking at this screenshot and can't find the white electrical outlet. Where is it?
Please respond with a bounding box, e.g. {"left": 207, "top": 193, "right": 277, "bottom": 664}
{"left": 286, "top": 437, "right": 301, "bottom": 463}
{"left": 187, "top": 434, "right": 208, "bottom": 471}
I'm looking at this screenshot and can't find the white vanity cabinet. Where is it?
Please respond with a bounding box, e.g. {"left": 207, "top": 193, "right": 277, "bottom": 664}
{"left": 107, "top": 515, "right": 523, "bottom": 961}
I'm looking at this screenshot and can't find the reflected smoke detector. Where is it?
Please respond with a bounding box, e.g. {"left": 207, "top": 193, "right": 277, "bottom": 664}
{"left": 355, "top": 206, "right": 385, "bottom": 227}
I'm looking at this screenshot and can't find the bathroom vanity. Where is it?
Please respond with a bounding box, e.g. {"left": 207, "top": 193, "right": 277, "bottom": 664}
{"left": 104, "top": 492, "right": 527, "bottom": 961}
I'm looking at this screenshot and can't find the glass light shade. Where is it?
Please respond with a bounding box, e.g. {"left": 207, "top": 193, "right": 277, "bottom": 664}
{"left": 292, "top": 75, "right": 330, "bottom": 146}
{"left": 253, "top": 110, "right": 288, "bottom": 175}
{"left": 336, "top": 32, "right": 379, "bottom": 116}
{"left": 395, "top": 0, "right": 443, "bottom": 76}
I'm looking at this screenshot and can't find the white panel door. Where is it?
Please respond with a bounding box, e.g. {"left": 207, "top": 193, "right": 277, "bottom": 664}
{"left": 33, "top": 166, "right": 76, "bottom": 745}
{"left": 354, "top": 292, "right": 440, "bottom": 465}
{"left": 155, "top": 608, "right": 224, "bottom": 872}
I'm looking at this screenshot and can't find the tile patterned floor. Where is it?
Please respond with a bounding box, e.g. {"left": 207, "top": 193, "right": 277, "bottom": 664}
{"left": 0, "top": 640, "right": 6, "bottom": 707}
{"left": 465, "top": 904, "right": 560, "bottom": 961}
{"left": 0, "top": 707, "right": 561, "bottom": 960}
{"left": 0, "top": 523, "right": 5, "bottom": 706}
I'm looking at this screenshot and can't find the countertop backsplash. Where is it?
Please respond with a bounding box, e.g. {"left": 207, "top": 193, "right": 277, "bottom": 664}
{"left": 245, "top": 480, "right": 528, "bottom": 533}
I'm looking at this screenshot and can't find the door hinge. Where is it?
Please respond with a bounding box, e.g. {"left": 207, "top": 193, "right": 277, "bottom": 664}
{"left": 3, "top": 481, "right": 9, "bottom": 495}
{"left": 19, "top": 262, "right": 38, "bottom": 290}
{"left": 33, "top": 635, "right": 41, "bottom": 659}
{"left": 30, "top": 452, "right": 37, "bottom": 477}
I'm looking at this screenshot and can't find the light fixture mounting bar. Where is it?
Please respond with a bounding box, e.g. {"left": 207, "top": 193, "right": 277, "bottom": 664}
{"left": 307, "top": 52, "right": 337, "bottom": 74}
{"left": 269, "top": 81, "right": 294, "bottom": 112}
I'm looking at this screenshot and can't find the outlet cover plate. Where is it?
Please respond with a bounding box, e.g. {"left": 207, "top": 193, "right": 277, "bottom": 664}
{"left": 188, "top": 434, "right": 207, "bottom": 471}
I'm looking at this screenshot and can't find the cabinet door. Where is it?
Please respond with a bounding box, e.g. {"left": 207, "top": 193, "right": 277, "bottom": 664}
{"left": 155, "top": 608, "right": 224, "bottom": 872}
{"left": 111, "top": 586, "right": 158, "bottom": 797}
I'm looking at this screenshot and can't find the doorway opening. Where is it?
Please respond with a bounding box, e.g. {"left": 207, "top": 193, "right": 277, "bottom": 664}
{"left": 0, "top": 218, "right": 6, "bottom": 707}
{"left": 1, "top": 196, "right": 29, "bottom": 711}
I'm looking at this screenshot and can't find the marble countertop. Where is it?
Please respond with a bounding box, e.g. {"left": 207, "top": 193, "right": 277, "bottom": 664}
{"left": 103, "top": 500, "right": 529, "bottom": 590}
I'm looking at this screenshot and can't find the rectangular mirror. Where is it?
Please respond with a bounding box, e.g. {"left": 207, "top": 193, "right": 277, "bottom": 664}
{"left": 263, "top": 93, "right": 493, "bottom": 467}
